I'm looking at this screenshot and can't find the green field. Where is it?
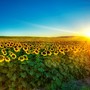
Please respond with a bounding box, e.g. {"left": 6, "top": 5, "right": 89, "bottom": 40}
{"left": 0, "top": 36, "right": 90, "bottom": 90}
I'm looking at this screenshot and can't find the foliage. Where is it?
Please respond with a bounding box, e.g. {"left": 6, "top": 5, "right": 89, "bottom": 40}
{"left": 0, "top": 41, "right": 90, "bottom": 90}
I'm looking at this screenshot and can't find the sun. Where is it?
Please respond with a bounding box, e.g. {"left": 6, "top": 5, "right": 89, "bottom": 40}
{"left": 80, "top": 30, "right": 90, "bottom": 41}
{"left": 84, "top": 31, "right": 90, "bottom": 37}
{"left": 81, "top": 26, "right": 90, "bottom": 38}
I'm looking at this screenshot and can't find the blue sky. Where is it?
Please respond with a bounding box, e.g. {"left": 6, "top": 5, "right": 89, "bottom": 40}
{"left": 0, "top": 0, "right": 90, "bottom": 36}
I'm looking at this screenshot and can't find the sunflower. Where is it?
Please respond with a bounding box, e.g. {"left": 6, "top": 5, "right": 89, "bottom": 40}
{"left": 0, "top": 55, "right": 5, "bottom": 62}
{"left": 33, "top": 49, "right": 39, "bottom": 54}
{"left": 25, "top": 50, "right": 31, "bottom": 54}
{"left": 22, "top": 43, "right": 28, "bottom": 47}
{"left": 4, "top": 42, "right": 7, "bottom": 46}
{"left": 59, "top": 49, "right": 65, "bottom": 55}
{"left": 11, "top": 54, "right": 17, "bottom": 59}
{"left": 10, "top": 42, "right": 14, "bottom": 46}
{"left": 0, "top": 43, "right": 4, "bottom": 48}
{"left": 71, "top": 46, "right": 75, "bottom": 50}
{"left": 41, "top": 51, "right": 47, "bottom": 56}
{"left": 23, "top": 47, "right": 29, "bottom": 52}
{"left": 9, "top": 42, "right": 14, "bottom": 47}
{"left": 54, "top": 50, "right": 59, "bottom": 55}
{"left": 29, "top": 44, "right": 32, "bottom": 47}
{"left": 50, "top": 47, "right": 54, "bottom": 51}
{"left": 23, "top": 55, "right": 28, "bottom": 60}
{"left": 18, "top": 43, "right": 22, "bottom": 48}
{"left": 14, "top": 42, "right": 19, "bottom": 47}
{"left": 6, "top": 43, "right": 10, "bottom": 47}
{"left": 18, "top": 56, "right": 25, "bottom": 62}
{"left": 73, "top": 49, "right": 79, "bottom": 54}
{"left": 36, "top": 47, "right": 40, "bottom": 50}
{"left": 1, "top": 49, "right": 7, "bottom": 56}
{"left": 8, "top": 51, "right": 14, "bottom": 56}
{"left": 47, "top": 50, "right": 52, "bottom": 56}
{"left": 13, "top": 46, "right": 21, "bottom": 52}
{"left": 5, "top": 56, "right": 10, "bottom": 62}
{"left": 64, "top": 48, "right": 69, "bottom": 52}
{"left": 3, "top": 42, "right": 7, "bottom": 48}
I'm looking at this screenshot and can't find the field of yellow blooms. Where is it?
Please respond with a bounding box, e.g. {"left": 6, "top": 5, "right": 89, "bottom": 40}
{"left": 0, "top": 37, "right": 90, "bottom": 90}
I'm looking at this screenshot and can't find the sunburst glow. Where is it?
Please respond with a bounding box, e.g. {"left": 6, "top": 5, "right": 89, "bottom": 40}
{"left": 85, "top": 31, "right": 90, "bottom": 37}
{"left": 81, "top": 27, "right": 90, "bottom": 38}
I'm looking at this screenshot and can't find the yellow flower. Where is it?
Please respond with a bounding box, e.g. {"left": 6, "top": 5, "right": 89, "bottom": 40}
{"left": 25, "top": 50, "right": 31, "bottom": 54}
{"left": 50, "top": 48, "right": 54, "bottom": 51}
{"left": 4, "top": 42, "right": 7, "bottom": 45}
{"left": 13, "top": 46, "right": 21, "bottom": 52}
{"left": 59, "top": 49, "right": 65, "bottom": 55}
{"left": 10, "top": 42, "right": 14, "bottom": 46}
{"left": 73, "top": 49, "right": 78, "bottom": 54}
{"left": 23, "top": 55, "right": 28, "bottom": 60}
{"left": 54, "top": 50, "right": 59, "bottom": 55}
{"left": 29, "top": 44, "right": 32, "bottom": 48}
{"left": 64, "top": 48, "right": 69, "bottom": 52}
{"left": 18, "top": 56, "right": 25, "bottom": 62}
{"left": 22, "top": 43, "right": 28, "bottom": 47}
{"left": 14, "top": 42, "right": 19, "bottom": 47}
{"left": 6, "top": 43, "right": 10, "bottom": 47}
{"left": 5, "top": 56, "right": 10, "bottom": 62}
{"left": 35, "top": 47, "right": 40, "bottom": 51}
{"left": 41, "top": 51, "right": 47, "bottom": 56}
{"left": 47, "top": 50, "right": 52, "bottom": 56}
{"left": 9, "top": 42, "right": 15, "bottom": 47}
{"left": 0, "top": 43, "right": 4, "bottom": 48}
{"left": 0, "top": 55, "right": 4, "bottom": 62}
{"left": 23, "top": 47, "right": 29, "bottom": 52}
{"left": 11, "top": 54, "right": 17, "bottom": 59}
{"left": 33, "top": 49, "right": 39, "bottom": 54}
{"left": 17, "top": 43, "right": 22, "bottom": 48}
{"left": 1, "top": 49, "right": 7, "bottom": 56}
{"left": 8, "top": 51, "right": 14, "bottom": 56}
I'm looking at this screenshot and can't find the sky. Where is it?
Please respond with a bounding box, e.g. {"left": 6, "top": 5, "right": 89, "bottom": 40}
{"left": 0, "top": 0, "right": 90, "bottom": 37}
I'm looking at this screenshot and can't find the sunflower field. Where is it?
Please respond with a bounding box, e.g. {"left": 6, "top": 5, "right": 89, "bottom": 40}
{"left": 0, "top": 38, "right": 90, "bottom": 90}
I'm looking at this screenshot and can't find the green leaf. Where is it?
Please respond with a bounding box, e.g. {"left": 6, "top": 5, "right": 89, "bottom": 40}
{"left": 27, "top": 61, "right": 35, "bottom": 66}
{"left": 51, "top": 82, "right": 57, "bottom": 90}
{"left": 29, "top": 70, "right": 34, "bottom": 76}
{"left": 38, "top": 68, "right": 44, "bottom": 72}
{"left": 21, "top": 81, "right": 27, "bottom": 88}
{"left": 11, "top": 74, "right": 16, "bottom": 81}
{"left": 20, "top": 65, "right": 26, "bottom": 70}
{"left": 7, "top": 72, "right": 13, "bottom": 78}
{"left": 55, "top": 77, "right": 61, "bottom": 86}
{"left": 20, "top": 72, "right": 27, "bottom": 78}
